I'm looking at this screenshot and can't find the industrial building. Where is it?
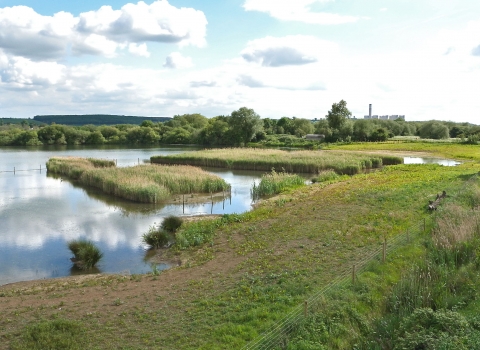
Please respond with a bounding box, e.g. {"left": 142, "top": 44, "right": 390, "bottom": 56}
{"left": 364, "top": 104, "right": 404, "bottom": 120}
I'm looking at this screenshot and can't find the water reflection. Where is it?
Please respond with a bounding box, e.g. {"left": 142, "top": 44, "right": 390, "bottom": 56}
{"left": 403, "top": 157, "right": 461, "bottom": 166}
{"left": 0, "top": 146, "right": 260, "bottom": 285}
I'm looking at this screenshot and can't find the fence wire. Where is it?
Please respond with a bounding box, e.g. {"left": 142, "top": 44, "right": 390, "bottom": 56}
{"left": 242, "top": 218, "right": 428, "bottom": 350}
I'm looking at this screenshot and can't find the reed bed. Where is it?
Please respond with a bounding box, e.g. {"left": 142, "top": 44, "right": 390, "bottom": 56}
{"left": 151, "top": 148, "right": 402, "bottom": 175}
{"left": 252, "top": 169, "right": 305, "bottom": 199}
{"left": 46, "top": 157, "right": 229, "bottom": 203}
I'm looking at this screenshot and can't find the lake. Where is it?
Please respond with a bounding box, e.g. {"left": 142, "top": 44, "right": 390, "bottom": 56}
{"left": 0, "top": 146, "right": 460, "bottom": 285}
{"left": 0, "top": 145, "right": 265, "bottom": 285}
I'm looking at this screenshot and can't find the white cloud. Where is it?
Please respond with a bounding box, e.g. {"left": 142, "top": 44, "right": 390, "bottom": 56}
{"left": 128, "top": 43, "right": 150, "bottom": 57}
{"left": 76, "top": 1, "right": 207, "bottom": 47}
{"left": 0, "top": 6, "right": 75, "bottom": 60}
{"left": 0, "top": 1, "right": 207, "bottom": 60}
{"left": 243, "top": 0, "right": 359, "bottom": 25}
{"left": 241, "top": 35, "right": 333, "bottom": 67}
{"left": 163, "top": 52, "right": 193, "bottom": 69}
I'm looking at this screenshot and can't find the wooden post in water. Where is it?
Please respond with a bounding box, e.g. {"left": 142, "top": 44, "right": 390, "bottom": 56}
{"left": 138, "top": 158, "right": 140, "bottom": 165}
{"left": 183, "top": 194, "right": 185, "bottom": 214}
{"left": 13, "top": 167, "right": 15, "bottom": 175}
{"left": 39, "top": 165, "right": 42, "bottom": 173}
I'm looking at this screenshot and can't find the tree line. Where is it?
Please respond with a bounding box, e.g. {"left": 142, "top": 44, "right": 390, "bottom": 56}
{"left": 1, "top": 103, "right": 479, "bottom": 147}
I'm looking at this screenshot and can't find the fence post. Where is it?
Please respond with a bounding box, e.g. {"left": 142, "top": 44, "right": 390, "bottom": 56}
{"left": 304, "top": 300, "right": 308, "bottom": 317}
{"left": 352, "top": 264, "right": 356, "bottom": 285}
{"left": 13, "top": 167, "right": 15, "bottom": 175}
{"left": 40, "top": 165, "right": 42, "bottom": 173}
{"left": 382, "top": 239, "right": 387, "bottom": 263}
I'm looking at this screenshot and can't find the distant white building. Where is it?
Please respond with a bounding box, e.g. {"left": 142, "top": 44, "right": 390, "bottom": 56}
{"left": 364, "top": 104, "right": 405, "bottom": 120}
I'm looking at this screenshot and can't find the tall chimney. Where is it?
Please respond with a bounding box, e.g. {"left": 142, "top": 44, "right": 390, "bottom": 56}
{"left": 369, "top": 104, "right": 372, "bottom": 118}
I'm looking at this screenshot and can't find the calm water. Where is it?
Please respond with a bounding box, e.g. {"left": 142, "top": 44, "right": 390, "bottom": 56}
{"left": 403, "top": 156, "right": 461, "bottom": 166}
{"left": 0, "top": 146, "right": 262, "bottom": 285}
{"left": 0, "top": 147, "right": 460, "bottom": 285}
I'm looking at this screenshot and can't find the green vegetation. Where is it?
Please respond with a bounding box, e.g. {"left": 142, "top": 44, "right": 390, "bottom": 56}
{"left": 1, "top": 104, "right": 479, "bottom": 147}
{"left": 151, "top": 148, "right": 402, "bottom": 175}
{"left": 46, "top": 157, "right": 229, "bottom": 203}
{"left": 326, "top": 141, "right": 480, "bottom": 161}
{"left": 10, "top": 319, "right": 86, "bottom": 350}
{"left": 143, "top": 216, "right": 184, "bottom": 249}
{"left": 33, "top": 114, "right": 171, "bottom": 126}
{"left": 2, "top": 143, "right": 480, "bottom": 350}
{"left": 161, "top": 215, "right": 184, "bottom": 233}
{"left": 252, "top": 169, "right": 305, "bottom": 199}
{"left": 142, "top": 228, "right": 171, "bottom": 249}
{"left": 67, "top": 240, "right": 103, "bottom": 270}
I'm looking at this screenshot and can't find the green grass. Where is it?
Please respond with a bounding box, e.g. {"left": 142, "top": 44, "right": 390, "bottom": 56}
{"left": 151, "top": 148, "right": 403, "bottom": 175}
{"left": 46, "top": 157, "right": 229, "bottom": 203}
{"left": 4, "top": 144, "right": 480, "bottom": 350}
{"left": 251, "top": 169, "right": 305, "bottom": 199}
{"left": 67, "top": 240, "right": 103, "bottom": 270}
{"left": 326, "top": 141, "right": 480, "bottom": 161}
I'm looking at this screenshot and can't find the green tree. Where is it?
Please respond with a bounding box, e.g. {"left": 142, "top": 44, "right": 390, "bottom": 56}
{"left": 418, "top": 121, "right": 449, "bottom": 139}
{"left": 199, "top": 116, "right": 231, "bottom": 145}
{"left": 293, "top": 118, "right": 314, "bottom": 137}
{"left": 326, "top": 100, "right": 351, "bottom": 130}
{"left": 353, "top": 119, "right": 373, "bottom": 141}
{"left": 228, "top": 107, "right": 263, "bottom": 146}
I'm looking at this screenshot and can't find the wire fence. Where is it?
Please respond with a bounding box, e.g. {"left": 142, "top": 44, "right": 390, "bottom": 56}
{"left": 0, "top": 165, "right": 44, "bottom": 174}
{"left": 242, "top": 218, "right": 428, "bottom": 350}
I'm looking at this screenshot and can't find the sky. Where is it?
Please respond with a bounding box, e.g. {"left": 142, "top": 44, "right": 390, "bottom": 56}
{"left": 0, "top": 0, "right": 479, "bottom": 124}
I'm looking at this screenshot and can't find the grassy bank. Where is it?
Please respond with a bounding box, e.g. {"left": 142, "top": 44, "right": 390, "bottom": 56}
{"left": 2, "top": 142, "right": 479, "bottom": 349}
{"left": 326, "top": 141, "right": 480, "bottom": 161}
{"left": 46, "top": 157, "right": 229, "bottom": 203}
{"left": 151, "top": 148, "right": 403, "bottom": 175}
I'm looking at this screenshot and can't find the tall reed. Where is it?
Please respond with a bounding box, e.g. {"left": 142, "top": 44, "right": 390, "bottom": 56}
{"left": 47, "top": 157, "right": 229, "bottom": 203}
{"left": 151, "top": 148, "right": 402, "bottom": 175}
{"left": 252, "top": 169, "right": 305, "bottom": 199}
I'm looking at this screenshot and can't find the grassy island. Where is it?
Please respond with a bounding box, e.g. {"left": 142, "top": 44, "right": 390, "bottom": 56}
{"left": 151, "top": 148, "right": 403, "bottom": 175}
{"left": 46, "top": 157, "right": 229, "bottom": 203}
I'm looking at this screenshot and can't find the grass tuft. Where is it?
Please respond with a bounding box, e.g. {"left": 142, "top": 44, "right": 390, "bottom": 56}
{"left": 67, "top": 240, "right": 103, "bottom": 270}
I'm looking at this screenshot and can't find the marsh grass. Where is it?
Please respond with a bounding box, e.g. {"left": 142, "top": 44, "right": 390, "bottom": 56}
{"left": 252, "top": 169, "right": 305, "bottom": 199}
{"left": 142, "top": 228, "right": 170, "bottom": 249}
{"left": 326, "top": 141, "right": 480, "bottom": 161}
{"left": 151, "top": 148, "right": 402, "bottom": 175}
{"left": 46, "top": 157, "right": 229, "bottom": 203}
{"left": 67, "top": 240, "right": 103, "bottom": 270}
{"left": 161, "top": 215, "right": 184, "bottom": 233}
{"left": 312, "top": 169, "right": 343, "bottom": 183}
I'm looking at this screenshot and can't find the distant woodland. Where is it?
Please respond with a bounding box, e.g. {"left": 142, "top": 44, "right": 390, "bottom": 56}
{"left": 33, "top": 114, "right": 171, "bottom": 126}
{"left": 0, "top": 104, "right": 479, "bottom": 147}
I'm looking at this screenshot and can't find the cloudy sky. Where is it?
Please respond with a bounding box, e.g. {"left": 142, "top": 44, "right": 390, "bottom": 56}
{"left": 0, "top": 0, "right": 479, "bottom": 123}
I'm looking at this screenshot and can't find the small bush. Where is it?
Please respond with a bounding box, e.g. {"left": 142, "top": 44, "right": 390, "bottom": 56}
{"left": 143, "top": 228, "right": 170, "bottom": 249}
{"left": 161, "top": 215, "right": 184, "bottom": 233}
{"left": 67, "top": 240, "right": 103, "bottom": 270}
{"left": 252, "top": 169, "right": 305, "bottom": 199}
{"left": 312, "top": 170, "right": 340, "bottom": 183}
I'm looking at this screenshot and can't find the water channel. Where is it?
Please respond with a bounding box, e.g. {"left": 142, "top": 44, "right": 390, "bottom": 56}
{"left": 0, "top": 146, "right": 460, "bottom": 285}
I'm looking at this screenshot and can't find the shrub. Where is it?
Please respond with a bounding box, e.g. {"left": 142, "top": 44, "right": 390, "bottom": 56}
{"left": 161, "top": 216, "right": 184, "bottom": 233}
{"left": 67, "top": 240, "right": 103, "bottom": 270}
{"left": 252, "top": 169, "right": 305, "bottom": 199}
{"left": 312, "top": 170, "right": 340, "bottom": 183}
{"left": 142, "top": 228, "right": 170, "bottom": 249}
